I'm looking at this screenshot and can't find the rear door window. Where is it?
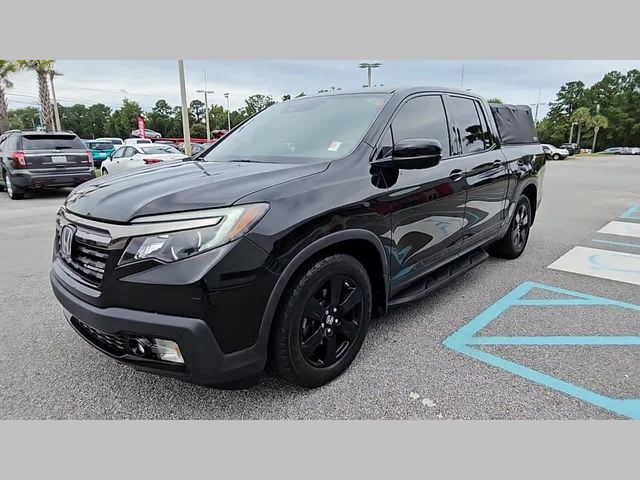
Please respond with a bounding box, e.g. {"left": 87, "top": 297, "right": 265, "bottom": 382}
{"left": 22, "top": 134, "right": 85, "bottom": 151}
{"left": 7, "top": 134, "right": 20, "bottom": 151}
{"left": 448, "top": 96, "right": 486, "bottom": 155}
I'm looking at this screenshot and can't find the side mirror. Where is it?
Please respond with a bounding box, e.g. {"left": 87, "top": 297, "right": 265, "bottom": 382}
{"left": 372, "top": 138, "right": 442, "bottom": 169}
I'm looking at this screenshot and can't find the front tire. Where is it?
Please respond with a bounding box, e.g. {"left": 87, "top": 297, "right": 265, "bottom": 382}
{"left": 489, "top": 195, "right": 532, "bottom": 259}
{"left": 270, "top": 254, "right": 372, "bottom": 387}
{"left": 4, "top": 172, "right": 25, "bottom": 200}
{"left": 552, "top": 153, "right": 561, "bottom": 160}
{"left": 101, "top": 168, "right": 109, "bottom": 175}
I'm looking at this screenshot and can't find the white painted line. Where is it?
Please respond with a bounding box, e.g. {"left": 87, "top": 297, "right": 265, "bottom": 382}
{"left": 598, "top": 221, "right": 640, "bottom": 239}
{"left": 548, "top": 246, "right": 640, "bottom": 286}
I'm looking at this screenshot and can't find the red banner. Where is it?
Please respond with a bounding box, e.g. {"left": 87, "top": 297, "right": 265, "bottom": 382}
{"left": 137, "top": 117, "right": 146, "bottom": 138}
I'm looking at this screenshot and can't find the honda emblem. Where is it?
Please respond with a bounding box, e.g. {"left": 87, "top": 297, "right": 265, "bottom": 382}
{"left": 60, "top": 225, "right": 76, "bottom": 257}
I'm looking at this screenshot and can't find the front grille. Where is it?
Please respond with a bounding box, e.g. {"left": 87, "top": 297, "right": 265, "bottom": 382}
{"left": 57, "top": 220, "right": 111, "bottom": 287}
{"left": 72, "top": 318, "right": 127, "bottom": 356}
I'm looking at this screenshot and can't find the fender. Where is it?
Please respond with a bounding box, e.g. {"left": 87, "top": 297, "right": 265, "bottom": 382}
{"left": 253, "top": 229, "right": 390, "bottom": 356}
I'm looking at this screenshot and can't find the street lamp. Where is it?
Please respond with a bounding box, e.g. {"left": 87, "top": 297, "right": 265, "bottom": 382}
{"left": 177, "top": 60, "right": 191, "bottom": 156}
{"left": 224, "top": 92, "right": 231, "bottom": 131}
{"left": 358, "top": 62, "right": 382, "bottom": 88}
{"left": 196, "top": 70, "right": 214, "bottom": 141}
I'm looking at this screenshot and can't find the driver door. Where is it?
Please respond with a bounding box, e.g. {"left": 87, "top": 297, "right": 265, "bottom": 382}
{"left": 380, "top": 94, "right": 469, "bottom": 295}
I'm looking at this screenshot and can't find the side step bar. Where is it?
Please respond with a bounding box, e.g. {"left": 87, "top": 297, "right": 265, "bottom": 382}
{"left": 388, "top": 249, "right": 489, "bottom": 306}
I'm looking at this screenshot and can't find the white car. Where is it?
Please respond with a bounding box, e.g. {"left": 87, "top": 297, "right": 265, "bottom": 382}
{"left": 100, "top": 144, "right": 188, "bottom": 175}
{"left": 541, "top": 144, "right": 569, "bottom": 160}
{"left": 124, "top": 138, "right": 153, "bottom": 145}
{"left": 96, "top": 137, "right": 124, "bottom": 148}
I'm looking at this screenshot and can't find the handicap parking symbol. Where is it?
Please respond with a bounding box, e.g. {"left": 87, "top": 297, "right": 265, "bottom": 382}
{"left": 443, "top": 282, "right": 640, "bottom": 419}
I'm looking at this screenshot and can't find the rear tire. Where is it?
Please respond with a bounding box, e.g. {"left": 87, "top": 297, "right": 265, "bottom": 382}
{"left": 489, "top": 195, "right": 532, "bottom": 259}
{"left": 4, "top": 172, "right": 25, "bottom": 200}
{"left": 270, "top": 254, "right": 372, "bottom": 387}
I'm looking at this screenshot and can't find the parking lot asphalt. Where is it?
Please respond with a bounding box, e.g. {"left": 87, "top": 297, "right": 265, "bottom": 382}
{"left": 1, "top": 155, "right": 639, "bottom": 419}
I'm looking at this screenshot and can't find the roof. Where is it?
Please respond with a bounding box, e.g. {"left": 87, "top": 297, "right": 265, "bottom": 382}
{"left": 305, "top": 86, "right": 484, "bottom": 98}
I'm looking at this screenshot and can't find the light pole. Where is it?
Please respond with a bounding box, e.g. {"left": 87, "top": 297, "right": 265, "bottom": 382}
{"left": 49, "top": 69, "right": 63, "bottom": 131}
{"left": 569, "top": 122, "right": 578, "bottom": 143}
{"left": 196, "top": 70, "right": 214, "bottom": 141}
{"left": 358, "top": 62, "right": 382, "bottom": 87}
{"left": 177, "top": 60, "right": 191, "bottom": 156}
{"left": 224, "top": 92, "right": 231, "bottom": 131}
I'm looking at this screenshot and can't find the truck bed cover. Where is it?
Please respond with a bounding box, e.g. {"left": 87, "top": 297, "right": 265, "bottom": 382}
{"left": 490, "top": 103, "right": 539, "bottom": 145}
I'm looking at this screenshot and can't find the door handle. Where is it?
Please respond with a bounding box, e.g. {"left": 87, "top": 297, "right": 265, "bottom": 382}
{"left": 492, "top": 159, "right": 502, "bottom": 168}
{"left": 449, "top": 169, "right": 465, "bottom": 181}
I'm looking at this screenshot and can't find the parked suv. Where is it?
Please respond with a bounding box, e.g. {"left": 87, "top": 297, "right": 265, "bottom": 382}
{"left": 50, "top": 88, "right": 545, "bottom": 388}
{"left": 560, "top": 143, "right": 579, "bottom": 155}
{"left": 0, "top": 130, "right": 95, "bottom": 200}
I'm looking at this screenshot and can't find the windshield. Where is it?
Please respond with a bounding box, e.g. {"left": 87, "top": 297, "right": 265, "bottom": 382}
{"left": 140, "top": 146, "right": 180, "bottom": 154}
{"left": 203, "top": 93, "right": 390, "bottom": 163}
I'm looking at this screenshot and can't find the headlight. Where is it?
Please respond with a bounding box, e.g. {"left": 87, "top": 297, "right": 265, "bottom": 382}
{"left": 119, "top": 203, "right": 269, "bottom": 265}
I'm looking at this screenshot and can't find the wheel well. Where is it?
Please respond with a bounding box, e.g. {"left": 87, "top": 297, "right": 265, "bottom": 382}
{"left": 522, "top": 183, "right": 537, "bottom": 223}
{"left": 287, "top": 239, "right": 387, "bottom": 318}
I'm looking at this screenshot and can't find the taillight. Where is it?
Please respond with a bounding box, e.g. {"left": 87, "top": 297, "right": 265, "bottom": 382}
{"left": 86, "top": 152, "right": 94, "bottom": 164}
{"left": 143, "top": 158, "right": 162, "bottom": 164}
{"left": 12, "top": 151, "right": 27, "bottom": 168}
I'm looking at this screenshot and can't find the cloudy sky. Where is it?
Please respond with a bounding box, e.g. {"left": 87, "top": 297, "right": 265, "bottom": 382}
{"left": 7, "top": 60, "right": 640, "bottom": 119}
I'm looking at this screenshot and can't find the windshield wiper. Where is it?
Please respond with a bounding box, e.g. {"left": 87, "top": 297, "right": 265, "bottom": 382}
{"left": 227, "top": 159, "right": 261, "bottom": 163}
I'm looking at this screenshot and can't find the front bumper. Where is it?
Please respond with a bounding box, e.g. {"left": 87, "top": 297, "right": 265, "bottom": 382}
{"left": 12, "top": 169, "right": 95, "bottom": 188}
{"left": 50, "top": 267, "right": 268, "bottom": 386}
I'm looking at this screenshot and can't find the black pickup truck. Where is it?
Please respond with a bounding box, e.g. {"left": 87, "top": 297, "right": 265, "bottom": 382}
{"left": 50, "top": 87, "right": 545, "bottom": 388}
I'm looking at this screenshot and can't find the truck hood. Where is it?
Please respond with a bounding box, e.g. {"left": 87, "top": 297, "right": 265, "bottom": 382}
{"left": 65, "top": 160, "right": 327, "bottom": 223}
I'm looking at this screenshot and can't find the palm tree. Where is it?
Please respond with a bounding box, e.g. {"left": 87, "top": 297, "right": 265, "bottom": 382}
{"left": 17, "top": 60, "right": 55, "bottom": 131}
{"left": 571, "top": 106, "right": 592, "bottom": 147}
{"left": 591, "top": 114, "right": 609, "bottom": 153}
{"left": 0, "top": 60, "right": 20, "bottom": 132}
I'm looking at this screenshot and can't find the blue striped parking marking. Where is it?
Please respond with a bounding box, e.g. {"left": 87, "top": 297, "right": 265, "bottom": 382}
{"left": 443, "top": 281, "right": 640, "bottom": 419}
{"left": 620, "top": 204, "right": 640, "bottom": 220}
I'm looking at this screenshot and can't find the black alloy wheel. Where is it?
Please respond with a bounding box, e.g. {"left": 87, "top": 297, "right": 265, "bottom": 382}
{"left": 299, "top": 275, "right": 364, "bottom": 368}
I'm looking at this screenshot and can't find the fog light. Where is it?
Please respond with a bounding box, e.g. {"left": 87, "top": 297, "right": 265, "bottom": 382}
{"left": 150, "top": 339, "right": 185, "bottom": 364}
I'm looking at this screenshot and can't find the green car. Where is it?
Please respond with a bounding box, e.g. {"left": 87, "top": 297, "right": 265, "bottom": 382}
{"left": 83, "top": 140, "right": 115, "bottom": 167}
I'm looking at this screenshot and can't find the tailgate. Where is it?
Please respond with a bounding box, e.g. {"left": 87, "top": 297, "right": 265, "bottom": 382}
{"left": 24, "top": 150, "right": 91, "bottom": 170}
{"left": 21, "top": 134, "right": 92, "bottom": 170}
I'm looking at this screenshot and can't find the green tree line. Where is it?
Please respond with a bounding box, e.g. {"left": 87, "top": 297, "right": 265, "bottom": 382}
{"left": 537, "top": 69, "right": 640, "bottom": 151}
{"left": 6, "top": 93, "right": 289, "bottom": 139}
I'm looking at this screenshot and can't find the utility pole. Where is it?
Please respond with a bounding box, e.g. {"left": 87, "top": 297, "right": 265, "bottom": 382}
{"left": 534, "top": 86, "right": 541, "bottom": 123}
{"left": 49, "top": 70, "right": 63, "bottom": 131}
{"left": 569, "top": 122, "right": 578, "bottom": 143}
{"left": 460, "top": 65, "right": 465, "bottom": 88}
{"left": 224, "top": 93, "right": 231, "bottom": 131}
{"left": 177, "top": 60, "right": 191, "bottom": 156}
{"left": 196, "top": 70, "right": 214, "bottom": 142}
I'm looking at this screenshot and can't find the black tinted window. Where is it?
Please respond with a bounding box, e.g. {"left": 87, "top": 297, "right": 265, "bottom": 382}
{"left": 391, "top": 96, "right": 450, "bottom": 157}
{"left": 475, "top": 102, "right": 492, "bottom": 149}
{"left": 22, "top": 134, "right": 85, "bottom": 150}
{"left": 448, "top": 96, "right": 485, "bottom": 154}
